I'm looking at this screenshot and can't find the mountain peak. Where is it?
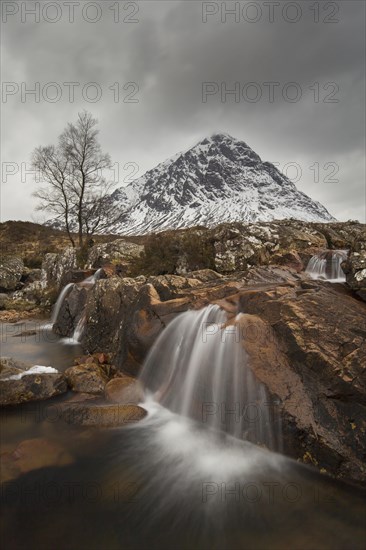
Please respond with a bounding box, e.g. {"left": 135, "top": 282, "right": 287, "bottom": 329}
{"left": 110, "top": 134, "right": 335, "bottom": 235}
{"left": 209, "top": 132, "right": 234, "bottom": 141}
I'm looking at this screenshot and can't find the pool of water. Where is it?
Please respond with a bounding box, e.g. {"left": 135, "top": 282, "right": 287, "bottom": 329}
{"left": 0, "top": 320, "right": 82, "bottom": 372}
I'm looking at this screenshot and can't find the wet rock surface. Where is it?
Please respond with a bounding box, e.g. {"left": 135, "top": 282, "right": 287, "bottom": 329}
{"left": 0, "top": 358, "right": 67, "bottom": 406}
{"left": 237, "top": 281, "right": 366, "bottom": 483}
{"left": 0, "top": 438, "right": 74, "bottom": 483}
{"left": 105, "top": 376, "right": 145, "bottom": 404}
{"left": 64, "top": 362, "right": 113, "bottom": 394}
{"left": 57, "top": 402, "right": 147, "bottom": 427}
{"left": 53, "top": 285, "right": 88, "bottom": 337}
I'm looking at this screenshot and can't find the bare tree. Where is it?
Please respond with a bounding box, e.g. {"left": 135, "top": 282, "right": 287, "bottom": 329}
{"left": 32, "top": 111, "right": 119, "bottom": 248}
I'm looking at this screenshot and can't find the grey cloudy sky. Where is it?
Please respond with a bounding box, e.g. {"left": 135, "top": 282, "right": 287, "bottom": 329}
{"left": 1, "top": 0, "right": 365, "bottom": 222}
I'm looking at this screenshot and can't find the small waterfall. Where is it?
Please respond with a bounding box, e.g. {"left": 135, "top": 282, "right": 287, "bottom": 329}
{"left": 50, "top": 283, "right": 74, "bottom": 325}
{"left": 139, "top": 304, "right": 282, "bottom": 451}
{"left": 47, "top": 269, "right": 104, "bottom": 344}
{"left": 63, "top": 312, "right": 87, "bottom": 345}
{"left": 306, "top": 250, "right": 348, "bottom": 282}
{"left": 82, "top": 268, "right": 103, "bottom": 286}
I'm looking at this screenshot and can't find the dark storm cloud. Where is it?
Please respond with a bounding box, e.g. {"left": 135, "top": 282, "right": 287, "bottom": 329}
{"left": 1, "top": 0, "right": 365, "bottom": 222}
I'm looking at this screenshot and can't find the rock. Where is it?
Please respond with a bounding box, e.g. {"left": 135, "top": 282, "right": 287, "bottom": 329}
{"left": 0, "top": 256, "right": 24, "bottom": 291}
{"left": 188, "top": 269, "right": 223, "bottom": 282}
{"left": 22, "top": 268, "right": 42, "bottom": 284}
{"left": 0, "top": 357, "right": 29, "bottom": 377}
{"left": 82, "top": 277, "right": 146, "bottom": 360}
{"left": 61, "top": 269, "right": 96, "bottom": 286}
{"left": 64, "top": 363, "right": 110, "bottom": 394}
{"left": 210, "top": 221, "right": 327, "bottom": 273}
{"left": 343, "top": 251, "right": 366, "bottom": 302}
{"left": 79, "top": 275, "right": 239, "bottom": 374}
{"left": 271, "top": 250, "right": 304, "bottom": 272}
{"left": 42, "top": 248, "right": 77, "bottom": 289}
{"left": 87, "top": 239, "right": 144, "bottom": 274}
{"left": 59, "top": 403, "right": 147, "bottom": 427}
{"left": 0, "top": 359, "right": 67, "bottom": 406}
{"left": 12, "top": 279, "right": 47, "bottom": 303}
{"left": 74, "top": 352, "right": 112, "bottom": 366}
{"left": 147, "top": 274, "right": 202, "bottom": 301}
{"left": 53, "top": 285, "right": 88, "bottom": 337}
{"left": 238, "top": 281, "right": 366, "bottom": 483}
{"left": 0, "top": 438, "right": 73, "bottom": 483}
{"left": 243, "top": 266, "right": 300, "bottom": 285}
{"left": 0, "top": 293, "right": 9, "bottom": 310}
{"left": 105, "top": 376, "right": 145, "bottom": 404}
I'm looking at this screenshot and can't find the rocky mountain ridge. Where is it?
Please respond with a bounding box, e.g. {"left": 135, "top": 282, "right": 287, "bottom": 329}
{"left": 110, "top": 133, "right": 335, "bottom": 234}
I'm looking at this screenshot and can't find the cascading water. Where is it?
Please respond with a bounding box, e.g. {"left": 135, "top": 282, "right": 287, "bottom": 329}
{"left": 50, "top": 283, "right": 74, "bottom": 325}
{"left": 42, "top": 282, "right": 75, "bottom": 330}
{"left": 139, "top": 304, "right": 282, "bottom": 450}
{"left": 46, "top": 268, "right": 104, "bottom": 344}
{"left": 81, "top": 268, "right": 103, "bottom": 286}
{"left": 69, "top": 269, "right": 103, "bottom": 342}
{"left": 306, "top": 250, "right": 348, "bottom": 282}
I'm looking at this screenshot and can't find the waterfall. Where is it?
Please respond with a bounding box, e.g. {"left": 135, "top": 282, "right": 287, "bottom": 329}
{"left": 43, "top": 283, "right": 74, "bottom": 330}
{"left": 46, "top": 269, "right": 103, "bottom": 343}
{"left": 82, "top": 268, "right": 103, "bottom": 286}
{"left": 139, "top": 304, "right": 282, "bottom": 451}
{"left": 306, "top": 250, "right": 348, "bottom": 282}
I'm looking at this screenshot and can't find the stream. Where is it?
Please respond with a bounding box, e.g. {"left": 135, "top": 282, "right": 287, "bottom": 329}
{"left": 1, "top": 317, "right": 365, "bottom": 550}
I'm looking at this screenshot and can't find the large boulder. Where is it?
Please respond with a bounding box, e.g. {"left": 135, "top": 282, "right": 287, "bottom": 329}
{"left": 238, "top": 281, "right": 366, "bottom": 483}
{"left": 0, "top": 358, "right": 67, "bottom": 406}
{"left": 53, "top": 285, "right": 88, "bottom": 337}
{"left": 87, "top": 239, "right": 144, "bottom": 275}
{"left": 0, "top": 256, "right": 24, "bottom": 291}
{"left": 42, "top": 248, "right": 77, "bottom": 289}
{"left": 82, "top": 277, "right": 145, "bottom": 363}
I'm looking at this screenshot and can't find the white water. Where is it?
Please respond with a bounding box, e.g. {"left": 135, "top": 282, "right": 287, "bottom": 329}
{"left": 62, "top": 312, "right": 87, "bottom": 345}
{"left": 46, "top": 269, "right": 103, "bottom": 344}
{"left": 139, "top": 304, "right": 282, "bottom": 450}
{"left": 306, "top": 250, "right": 348, "bottom": 282}
{"left": 66, "top": 269, "right": 103, "bottom": 343}
{"left": 50, "top": 283, "right": 74, "bottom": 325}
{"left": 80, "top": 268, "right": 103, "bottom": 287}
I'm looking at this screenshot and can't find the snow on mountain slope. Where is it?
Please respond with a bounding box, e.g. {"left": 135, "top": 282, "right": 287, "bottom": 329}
{"left": 110, "top": 133, "right": 335, "bottom": 235}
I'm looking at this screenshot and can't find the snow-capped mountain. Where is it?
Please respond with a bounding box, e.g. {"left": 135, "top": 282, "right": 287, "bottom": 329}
{"left": 110, "top": 133, "right": 335, "bottom": 234}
